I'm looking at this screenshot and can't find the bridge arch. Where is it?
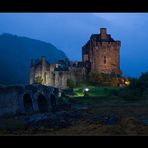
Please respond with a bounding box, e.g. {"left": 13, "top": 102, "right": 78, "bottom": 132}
{"left": 37, "top": 94, "right": 48, "bottom": 113}
{"left": 23, "top": 93, "right": 34, "bottom": 113}
{"left": 50, "top": 94, "right": 56, "bottom": 111}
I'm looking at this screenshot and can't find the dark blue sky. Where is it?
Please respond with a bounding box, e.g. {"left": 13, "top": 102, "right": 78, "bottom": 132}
{"left": 0, "top": 13, "right": 148, "bottom": 77}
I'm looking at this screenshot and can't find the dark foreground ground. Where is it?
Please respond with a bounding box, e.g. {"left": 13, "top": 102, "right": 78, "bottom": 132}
{"left": 1, "top": 96, "right": 148, "bottom": 136}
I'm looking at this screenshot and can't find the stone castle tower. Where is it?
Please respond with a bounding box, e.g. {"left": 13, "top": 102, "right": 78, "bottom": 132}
{"left": 82, "top": 28, "right": 122, "bottom": 76}
{"left": 30, "top": 56, "right": 56, "bottom": 86}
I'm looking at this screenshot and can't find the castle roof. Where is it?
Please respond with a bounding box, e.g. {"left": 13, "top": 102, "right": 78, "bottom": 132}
{"left": 90, "top": 34, "right": 115, "bottom": 42}
{"left": 82, "top": 31, "right": 117, "bottom": 54}
{"left": 32, "top": 58, "right": 50, "bottom": 69}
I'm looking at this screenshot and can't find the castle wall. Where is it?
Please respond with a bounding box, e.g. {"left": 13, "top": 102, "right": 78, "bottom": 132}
{"left": 54, "top": 71, "right": 69, "bottom": 89}
{"left": 90, "top": 41, "right": 121, "bottom": 74}
{"left": 30, "top": 67, "right": 35, "bottom": 84}
{"left": 30, "top": 57, "right": 85, "bottom": 89}
{"left": 69, "top": 67, "right": 85, "bottom": 82}
{"left": 30, "top": 57, "right": 56, "bottom": 87}
{"left": 44, "top": 65, "right": 56, "bottom": 86}
{"left": 83, "top": 54, "right": 89, "bottom": 63}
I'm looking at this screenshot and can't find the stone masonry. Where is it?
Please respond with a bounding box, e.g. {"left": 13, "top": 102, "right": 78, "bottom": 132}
{"left": 0, "top": 84, "right": 59, "bottom": 117}
{"left": 82, "top": 28, "right": 122, "bottom": 76}
{"left": 30, "top": 57, "right": 85, "bottom": 89}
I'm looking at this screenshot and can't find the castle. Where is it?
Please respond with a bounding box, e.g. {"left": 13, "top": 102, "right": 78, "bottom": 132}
{"left": 30, "top": 57, "right": 85, "bottom": 89}
{"left": 30, "top": 28, "right": 122, "bottom": 88}
{"left": 82, "top": 28, "right": 122, "bottom": 76}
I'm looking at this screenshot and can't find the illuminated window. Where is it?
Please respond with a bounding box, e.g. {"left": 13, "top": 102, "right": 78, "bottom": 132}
{"left": 104, "top": 56, "right": 106, "bottom": 64}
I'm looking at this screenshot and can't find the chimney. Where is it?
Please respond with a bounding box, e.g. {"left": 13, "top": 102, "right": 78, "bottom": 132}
{"left": 100, "top": 28, "right": 108, "bottom": 39}
{"left": 100, "top": 28, "right": 107, "bottom": 34}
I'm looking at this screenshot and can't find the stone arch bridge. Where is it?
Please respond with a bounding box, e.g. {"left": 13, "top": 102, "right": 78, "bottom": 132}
{"left": 0, "top": 84, "right": 60, "bottom": 117}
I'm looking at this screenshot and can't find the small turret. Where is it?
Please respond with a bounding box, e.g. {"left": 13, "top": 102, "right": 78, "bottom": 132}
{"left": 100, "top": 28, "right": 108, "bottom": 40}
{"left": 41, "top": 56, "right": 46, "bottom": 63}
{"left": 100, "top": 28, "right": 107, "bottom": 34}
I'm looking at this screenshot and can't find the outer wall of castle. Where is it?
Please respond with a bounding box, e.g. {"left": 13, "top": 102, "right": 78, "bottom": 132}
{"left": 30, "top": 57, "right": 85, "bottom": 89}
{"left": 90, "top": 41, "right": 121, "bottom": 74}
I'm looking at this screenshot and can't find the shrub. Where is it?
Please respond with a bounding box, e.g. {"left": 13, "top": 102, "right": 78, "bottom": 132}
{"left": 34, "top": 76, "right": 43, "bottom": 84}
{"left": 88, "top": 72, "right": 112, "bottom": 86}
{"left": 67, "top": 79, "right": 76, "bottom": 88}
{"left": 104, "top": 88, "right": 108, "bottom": 92}
{"left": 128, "top": 72, "right": 148, "bottom": 97}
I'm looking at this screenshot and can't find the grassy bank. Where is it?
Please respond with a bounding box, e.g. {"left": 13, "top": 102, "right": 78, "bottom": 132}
{"left": 73, "top": 86, "right": 120, "bottom": 97}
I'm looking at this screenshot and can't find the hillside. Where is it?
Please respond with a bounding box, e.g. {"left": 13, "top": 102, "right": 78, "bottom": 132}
{"left": 0, "top": 33, "right": 67, "bottom": 84}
